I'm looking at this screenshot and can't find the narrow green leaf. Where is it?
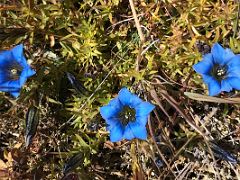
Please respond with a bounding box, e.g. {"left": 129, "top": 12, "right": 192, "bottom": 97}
{"left": 63, "top": 153, "right": 84, "bottom": 174}
{"left": 25, "top": 106, "right": 39, "bottom": 147}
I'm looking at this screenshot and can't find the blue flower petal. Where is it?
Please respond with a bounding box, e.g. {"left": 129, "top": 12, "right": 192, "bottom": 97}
{"left": 124, "top": 122, "right": 147, "bottom": 140}
{"left": 227, "top": 55, "right": 240, "bottom": 77}
{"left": 0, "top": 44, "right": 36, "bottom": 98}
{"left": 11, "top": 44, "right": 28, "bottom": 67}
{"left": 0, "top": 51, "right": 12, "bottom": 68}
{"left": 135, "top": 115, "right": 148, "bottom": 126}
{"left": 208, "top": 79, "right": 221, "bottom": 96}
{"left": 100, "top": 98, "right": 122, "bottom": 119}
{"left": 0, "top": 80, "right": 20, "bottom": 97}
{"left": 0, "top": 71, "right": 8, "bottom": 84}
{"left": 0, "top": 86, "right": 20, "bottom": 92}
{"left": 202, "top": 75, "right": 221, "bottom": 96}
{"left": 211, "top": 43, "right": 235, "bottom": 65}
{"left": 109, "top": 122, "right": 124, "bottom": 142}
{"left": 227, "top": 69, "right": 240, "bottom": 78}
{"left": 0, "top": 80, "right": 21, "bottom": 90}
{"left": 25, "top": 67, "right": 36, "bottom": 77}
{"left": 101, "top": 88, "right": 153, "bottom": 142}
{"left": 194, "top": 43, "right": 240, "bottom": 96}
{"left": 135, "top": 101, "right": 155, "bottom": 117}
{"left": 221, "top": 79, "right": 233, "bottom": 92}
{"left": 202, "top": 74, "right": 214, "bottom": 84}
{"left": 227, "top": 77, "right": 240, "bottom": 90}
{"left": 105, "top": 117, "right": 121, "bottom": 130}
{"left": 193, "top": 53, "right": 213, "bottom": 74}
{"left": 123, "top": 124, "right": 135, "bottom": 140}
{"left": 10, "top": 91, "right": 20, "bottom": 98}
{"left": 118, "top": 87, "right": 143, "bottom": 107}
{"left": 227, "top": 55, "right": 240, "bottom": 67}
{"left": 19, "top": 68, "right": 36, "bottom": 87}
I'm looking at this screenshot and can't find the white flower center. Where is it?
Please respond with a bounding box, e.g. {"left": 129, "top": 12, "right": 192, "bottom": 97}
{"left": 11, "top": 68, "right": 18, "bottom": 75}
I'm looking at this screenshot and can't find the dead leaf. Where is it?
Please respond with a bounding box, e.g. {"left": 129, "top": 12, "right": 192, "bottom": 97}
{"left": 14, "top": 143, "right": 22, "bottom": 149}
{"left": 0, "top": 169, "right": 9, "bottom": 179}
{"left": 0, "top": 160, "right": 7, "bottom": 169}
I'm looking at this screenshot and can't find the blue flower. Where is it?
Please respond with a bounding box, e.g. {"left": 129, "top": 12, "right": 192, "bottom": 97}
{"left": 100, "top": 88, "right": 155, "bottom": 142}
{"left": 193, "top": 43, "right": 240, "bottom": 96}
{"left": 0, "top": 44, "right": 36, "bottom": 98}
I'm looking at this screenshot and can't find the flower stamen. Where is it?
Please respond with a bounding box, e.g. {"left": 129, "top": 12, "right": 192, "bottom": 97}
{"left": 118, "top": 106, "right": 136, "bottom": 126}
{"left": 211, "top": 64, "right": 227, "bottom": 81}
{"left": 7, "top": 62, "right": 23, "bottom": 80}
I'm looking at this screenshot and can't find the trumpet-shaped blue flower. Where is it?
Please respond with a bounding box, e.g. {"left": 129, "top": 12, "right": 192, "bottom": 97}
{"left": 100, "top": 88, "right": 155, "bottom": 142}
{"left": 0, "top": 44, "right": 35, "bottom": 98}
{"left": 193, "top": 43, "right": 240, "bottom": 96}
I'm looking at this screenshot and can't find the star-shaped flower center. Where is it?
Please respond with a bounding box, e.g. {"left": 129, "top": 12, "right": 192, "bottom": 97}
{"left": 211, "top": 64, "right": 228, "bottom": 81}
{"left": 7, "top": 62, "right": 23, "bottom": 80}
{"left": 118, "top": 106, "right": 136, "bottom": 126}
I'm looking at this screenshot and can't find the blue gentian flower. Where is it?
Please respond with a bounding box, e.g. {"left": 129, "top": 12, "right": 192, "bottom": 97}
{"left": 193, "top": 43, "right": 240, "bottom": 96}
{"left": 0, "top": 44, "right": 35, "bottom": 98}
{"left": 100, "top": 88, "right": 155, "bottom": 142}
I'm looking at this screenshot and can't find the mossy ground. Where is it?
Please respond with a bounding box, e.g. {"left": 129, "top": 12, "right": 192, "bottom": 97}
{"left": 0, "top": 0, "right": 240, "bottom": 179}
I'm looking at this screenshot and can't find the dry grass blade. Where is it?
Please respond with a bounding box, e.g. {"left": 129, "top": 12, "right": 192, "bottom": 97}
{"left": 131, "top": 141, "right": 145, "bottom": 180}
{"left": 148, "top": 116, "right": 176, "bottom": 178}
{"left": 200, "top": 140, "right": 221, "bottom": 180}
{"left": 152, "top": 109, "right": 175, "bottom": 153}
{"left": 161, "top": 136, "right": 196, "bottom": 179}
{"left": 0, "top": 5, "right": 18, "bottom": 11}
{"left": 128, "top": 0, "right": 145, "bottom": 42}
{"left": 150, "top": 89, "right": 174, "bottom": 124}
{"left": 184, "top": 92, "right": 240, "bottom": 104}
{"left": 160, "top": 90, "right": 209, "bottom": 140}
{"left": 128, "top": 0, "right": 145, "bottom": 72}
{"left": 174, "top": 162, "right": 194, "bottom": 180}
{"left": 161, "top": 91, "right": 221, "bottom": 178}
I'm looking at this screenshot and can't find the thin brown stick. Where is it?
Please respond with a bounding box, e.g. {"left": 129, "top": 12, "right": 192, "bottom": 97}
{"left": 159, "top": 89, "right": 209, "bottom": 140}
{"left": 148, "top": 116, "right": 176, "bottom": 178}
{"left": 153, "top": 110, "right": 175, "bottom": 153}
{"left": 150, "top": 89, "right": 174, "bottom": 124}
{"left": 175, "top": 162, "right": 193, "bottom": 180}
{"left": 107, "top": 13, "right": 144, "bottom": 31}
{"left": 161, "top": 136, "right": 195, "bottom": 179}
{"left": 128, "top": 0, "right": 145, "bottom": 42}
{"left": 128, "top": 0, "right": 145, "bottom": 72}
